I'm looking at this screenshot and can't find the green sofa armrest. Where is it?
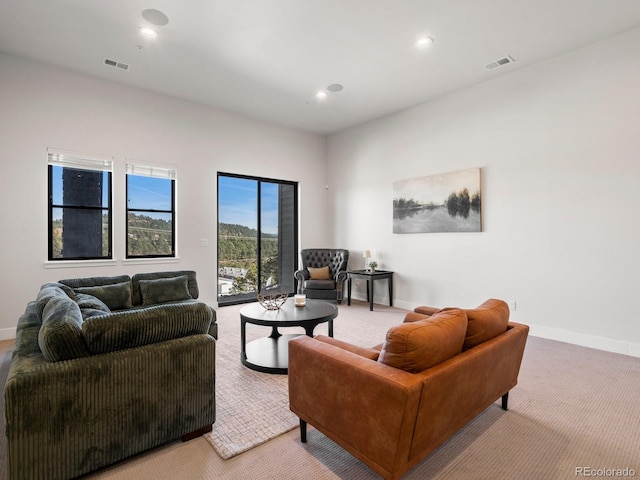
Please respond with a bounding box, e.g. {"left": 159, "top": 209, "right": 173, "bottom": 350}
{"left": 4, "top": 334, "right": 216, "bottom": 480}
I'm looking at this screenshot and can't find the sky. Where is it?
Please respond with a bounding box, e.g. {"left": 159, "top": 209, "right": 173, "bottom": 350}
{"left": 393, "top": 167, "right": 481, "bottom": 205}
{"left": 127, "top": 175, "right": 172, "bottom": 210}
{"left": 51, "top": 166, "right": 111, "bottom": 220}
{"left": 51, "top": 166, "right": 110, "bottom": 207}
{"left": 52, "top": 168, "right": 279, "bottom": 233}
{"left": 218, "top": 176, "right": 279, "bottom": 234}
{"left": 52, "top": 167, "right": 172, "bottom": 219}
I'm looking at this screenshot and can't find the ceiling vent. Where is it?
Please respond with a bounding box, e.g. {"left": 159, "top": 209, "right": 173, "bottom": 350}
{"left": 103, "top": 58, "right": 130, "bottom": 71}
{"left": 485, "top": 55, "right": 514, "bottom": 70}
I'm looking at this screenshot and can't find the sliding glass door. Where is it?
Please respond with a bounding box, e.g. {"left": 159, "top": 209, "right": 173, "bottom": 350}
{"left": 217, "top": 173, "right": 297, "bottom": 305}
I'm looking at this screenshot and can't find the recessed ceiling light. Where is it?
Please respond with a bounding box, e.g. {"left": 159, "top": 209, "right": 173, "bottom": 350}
{"left": 416, "top": 36, "right": 434, "bottom": 48}
{"left": 327, "top": 83, "right": 344, "bottom": 92}
{"left": 139, "top": 27, "right": 159, "bottom": 38}
{"left": 315, "top": 91, "right": 328, "bottom": 100}
{"left": 141, "top": 9, "right": 169, "bottom": 27}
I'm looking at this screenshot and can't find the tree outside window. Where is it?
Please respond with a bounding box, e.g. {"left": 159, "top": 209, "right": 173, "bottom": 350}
{"left": 126, "top": 164, "right": 176, "bottom": 258}
{"left": 48, "top": 152, "right": 112, "bottom": 260}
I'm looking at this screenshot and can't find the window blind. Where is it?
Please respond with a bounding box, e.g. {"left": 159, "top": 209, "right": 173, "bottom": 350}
{"left": 126, "top": 162, "right": 177, "bottom": 179}
{"left": 47, "top": 149, "right": 113, "bottom": 172}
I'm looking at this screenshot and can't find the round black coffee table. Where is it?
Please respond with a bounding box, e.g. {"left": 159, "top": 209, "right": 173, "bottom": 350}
{"left": 240, "top": 298, "right": 338, "bottom": 374}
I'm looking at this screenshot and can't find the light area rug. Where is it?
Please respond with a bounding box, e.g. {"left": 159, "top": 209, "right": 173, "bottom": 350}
{"left": 204, "top": 301, "right": 406, "bottom": 459}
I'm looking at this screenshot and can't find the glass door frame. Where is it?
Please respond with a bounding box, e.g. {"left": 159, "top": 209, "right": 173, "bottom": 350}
{"left": 217, "top": 172, "right": 298, "bottom": 306}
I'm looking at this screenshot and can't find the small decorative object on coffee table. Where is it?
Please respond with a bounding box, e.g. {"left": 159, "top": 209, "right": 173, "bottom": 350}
{"left": 240, "top": 298, "right": 338, "bottom": 373}
{"left": 257, "top": 291, "right": 288, "bottom": 310}
{"left": 294, "top": 293, "right": 306, "bottom": 307}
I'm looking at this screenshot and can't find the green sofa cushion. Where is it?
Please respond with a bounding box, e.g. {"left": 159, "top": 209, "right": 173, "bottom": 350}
{"left": 131, "top": 271, "right": 199, "bottom": 306}
{"left": 35, "top": 282, "right": 76, "bottom": 319}
{"left": 139, "top": 275, "right": 193, "bottom": 305}
{"left": 75, "top": 293, "right": 112, "bottom": 320}
{"left": 38, "top": 295, "right": 89, "bottom": 362}
{"left": 74, "top": 281, "right": 133, "bottom": 311}
{"left": 59, "top": 275, "right": 131, "bottom": 289}
{"left": 75, "top": 293, "right": 111, "bottom": 311}
{"left": 82, "top": 302, "right": 213, "bottom": 355}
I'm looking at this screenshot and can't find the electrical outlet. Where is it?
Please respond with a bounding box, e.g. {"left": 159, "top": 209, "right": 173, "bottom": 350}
{"left": 508, "top": 300, "right": 517, "bottom": 311}
{"left": 200, "top": 239, "right": 209, "bottom": 247}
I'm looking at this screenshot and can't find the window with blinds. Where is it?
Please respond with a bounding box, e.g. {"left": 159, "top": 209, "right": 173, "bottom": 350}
{"left": 48, "top": 150, "right": 113, "bottom": 260}
{"left": 126, "top": 162, "right": 176, "bottom": 258}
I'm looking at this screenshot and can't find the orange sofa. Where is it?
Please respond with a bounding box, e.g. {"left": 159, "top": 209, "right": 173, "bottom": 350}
{"left": 288, "top": 299, "right": 529, "bottom": 479}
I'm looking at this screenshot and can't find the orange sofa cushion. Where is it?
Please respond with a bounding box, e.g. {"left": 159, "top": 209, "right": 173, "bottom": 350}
{"left": 460, "top": 298, "right": 510, "bottom": 350}
{"left": 378, "top": 309, "right": 467, "bottom": 373}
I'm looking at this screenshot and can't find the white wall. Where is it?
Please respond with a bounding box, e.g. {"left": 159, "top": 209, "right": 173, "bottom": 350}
{"left": 327, "top": 28, "right": 640, "bottom": 357}
{"left": 3, "top": 27, "right": 640, "bottom": 357}
{"left": 0, "top": 53, "right": 329, "bottom": 338}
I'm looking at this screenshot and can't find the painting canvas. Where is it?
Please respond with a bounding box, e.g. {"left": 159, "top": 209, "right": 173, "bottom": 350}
{"left": 393, "top": 168, "right": 482, "bottom": 233}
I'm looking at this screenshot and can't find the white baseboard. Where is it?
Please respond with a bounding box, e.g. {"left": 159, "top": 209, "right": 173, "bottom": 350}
{"left": 385, "top": 299, "right": 640, "bottom": 359}
{"left": 0, "top": 327, "right": 16, "bottom": 341}
{"left": 525, "top": 325, "right": 640, "bottom": 358}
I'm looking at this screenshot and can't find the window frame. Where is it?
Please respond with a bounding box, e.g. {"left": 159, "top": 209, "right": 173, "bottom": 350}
{"left": 125, "top": 162, "right": 177, "bottom": 259}
{"left": 47, "top": 151, "right": 113, "bottom": 261}
{"left": 217, "top": 172, "right": 299, "bottom": 306}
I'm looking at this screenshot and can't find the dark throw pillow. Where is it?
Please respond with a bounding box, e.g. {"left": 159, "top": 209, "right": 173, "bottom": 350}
{"left": 75, "top": 292, "right": 111, "bottom": 320}
{"left": 139, "top": 275, "right": 193, "bottom": 305}
{"left": 39, "top": 295, "right": 89, "bottom": 362}
{"left": 74, "top": 281, "right": 133, "bottom": 311}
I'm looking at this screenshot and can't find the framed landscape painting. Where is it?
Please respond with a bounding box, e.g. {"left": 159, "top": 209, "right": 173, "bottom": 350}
{"left": 393, "top": 168, "right": 482, "bottom": 233}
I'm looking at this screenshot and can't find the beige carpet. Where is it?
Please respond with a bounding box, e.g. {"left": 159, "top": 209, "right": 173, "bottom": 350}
{"left": 203, "top": 300, "right": 406, "bottom": 459}
{"left": 2, "top": 302, "right": 640, "bottom": 479}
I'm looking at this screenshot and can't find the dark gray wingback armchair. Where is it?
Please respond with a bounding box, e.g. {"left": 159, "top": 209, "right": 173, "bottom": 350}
{"left": 294, "top": 249, "right": 350, "bottom": 303}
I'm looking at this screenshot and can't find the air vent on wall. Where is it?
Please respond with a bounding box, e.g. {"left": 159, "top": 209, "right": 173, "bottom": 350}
{"left": 485, "top": 55, "right": 514, "bottom": 70}
{"left": 103, "top": 58, "right": 130, "bottom": 71}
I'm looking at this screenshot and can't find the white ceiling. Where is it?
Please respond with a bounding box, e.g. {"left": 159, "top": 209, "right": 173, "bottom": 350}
{"left": 1, "top": 0, "right": 640, "bottom": 135}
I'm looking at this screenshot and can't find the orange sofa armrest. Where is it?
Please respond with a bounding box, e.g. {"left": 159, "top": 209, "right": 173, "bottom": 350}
{"left": 413, "top": 305, "right": 440, "bottom": 316}
{"left": 288, "top": 335, "right": 423, "bottom": 476}
{"left": 314, "top": 334, "right": 380, "bottom": 360}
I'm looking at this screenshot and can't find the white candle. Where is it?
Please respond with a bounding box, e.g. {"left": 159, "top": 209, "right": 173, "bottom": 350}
{"left": 295, "top": 294, "right": 306, "bottom": 306}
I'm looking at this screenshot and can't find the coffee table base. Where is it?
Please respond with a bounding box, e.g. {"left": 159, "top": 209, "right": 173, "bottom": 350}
{"left": 240, "top": 298, "right": 338, "bottom": 374}
{"left": 243, "top": 333, "right": 301, "bottom": 374}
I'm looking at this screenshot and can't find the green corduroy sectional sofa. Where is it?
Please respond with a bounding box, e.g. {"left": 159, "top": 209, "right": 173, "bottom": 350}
{"left": 4, "top": 270, "right": 217, "bottom": 480}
